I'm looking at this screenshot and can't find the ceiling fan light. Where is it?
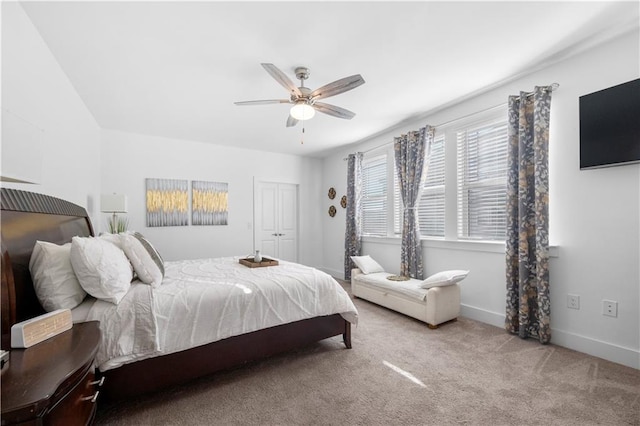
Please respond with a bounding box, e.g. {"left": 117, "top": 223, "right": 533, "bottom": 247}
{"left": 290, "top": 103, "right": 315, "bottom": 121}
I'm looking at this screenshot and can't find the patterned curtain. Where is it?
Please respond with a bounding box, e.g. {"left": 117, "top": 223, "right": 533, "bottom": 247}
{"left": 505, "top": 86, "right": 552, "bottom": 344}
{"left": 394, "top": 126, "right": 434, "bottom": 279}
{"left": 344, "top": 153, "right": 363, "bottom": 280}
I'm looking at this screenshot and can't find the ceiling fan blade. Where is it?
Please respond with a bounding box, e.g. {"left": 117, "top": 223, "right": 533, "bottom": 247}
{"left": 286, "top": 115, "right": 299, "bottom": 127}
{"left": 313, "top": 102, "right": 356, "bottom": 120}
{"left": 261, "top": 63, "right": 303, "bottom": 98}
{"left": 310, "top": 74, "right": 365, "bottom": 100}
{"left": 234, "top": 99, "right": 290, "bottom": 106}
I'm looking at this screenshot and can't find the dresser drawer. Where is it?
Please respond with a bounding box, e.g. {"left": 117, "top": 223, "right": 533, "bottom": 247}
{"left": 44, "top": 368, "right": 100, "bottom": 426}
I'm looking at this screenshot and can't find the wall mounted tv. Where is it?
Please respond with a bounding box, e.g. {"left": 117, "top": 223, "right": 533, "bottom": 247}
{"left": 579, "top": 78, "right": 640, "bottom": 169}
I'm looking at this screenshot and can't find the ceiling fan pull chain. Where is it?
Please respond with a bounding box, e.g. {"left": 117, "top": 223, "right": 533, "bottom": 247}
{"left": 301, "top": 125, "right": 305, "bottom": 144}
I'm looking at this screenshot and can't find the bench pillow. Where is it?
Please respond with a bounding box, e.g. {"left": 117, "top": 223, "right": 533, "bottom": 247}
{"left": 351, "top": 255, "right": 385, "bottom": 274}
{"left": 420, "top": 270, "right": 469, "bottom": 289}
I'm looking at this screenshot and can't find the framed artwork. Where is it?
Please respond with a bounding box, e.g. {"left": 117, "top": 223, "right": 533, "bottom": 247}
{"left": 146, "top": 178, "right": 189, "bottom": 227}
{"left": 192, "top": 180, "right": 228, "bottom": 226}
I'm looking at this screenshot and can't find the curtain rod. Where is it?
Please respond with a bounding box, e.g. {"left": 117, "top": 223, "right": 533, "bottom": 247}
{"left": 343, "top": 83, "right": 559, "bottom": 160}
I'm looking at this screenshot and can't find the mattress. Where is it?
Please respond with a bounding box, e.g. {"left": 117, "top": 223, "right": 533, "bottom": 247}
{"left": 79, "top": 256, "right": 358, "bottom": 371}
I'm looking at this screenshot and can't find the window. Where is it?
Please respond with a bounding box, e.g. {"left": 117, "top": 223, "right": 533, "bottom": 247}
{"left": 418, "top": 135, "right": 445, "bottom": 237}
{"left": 393, "top": 135, "right": 445, "bottom": 237}
{"left": 456, "top": 119, "right": 509, "bottom": 240}
{"left": 361, "top": 109, "right": 509, "bottom": 243}
{"left": 361, "top": 155, "right": 387, "bottom": 236}
{"left": 393, "top": 163, "right": 402, "bottom": 234}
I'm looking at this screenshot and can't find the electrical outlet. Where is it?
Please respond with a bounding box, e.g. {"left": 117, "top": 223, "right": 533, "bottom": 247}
{"left": 603, "top": 300, "right": 618, "bottom": 317}
{"left": 567, "top": 294, "right": 580, "bottom": 310}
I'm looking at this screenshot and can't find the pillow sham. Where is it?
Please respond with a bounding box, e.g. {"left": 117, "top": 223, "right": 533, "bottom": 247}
{"left": 420, "top": 270, "right": 469, "bottom": 289}
{"left": 70, "top": 236, "right": 133, "bottom": 304}
{"left": 29, "top": 241, "right": 86, "bottom": 312}
{"left": 99, "top": 232, "right": 124, "bottom": 249}
{"left": 119, "top": 232, "right": 164, "bottom": 287}
{"left": 350, "top": 255, "right": 385, "bottom": 274}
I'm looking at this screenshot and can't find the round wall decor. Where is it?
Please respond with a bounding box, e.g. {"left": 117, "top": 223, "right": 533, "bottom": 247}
{"left": 328, "top": 187, "right": 336, "bottom": 199}
{"left": 328, "top": 205, "right": 337, "bottom": 217}
{"left": 340, "top": 195, "right": 347, "bottom": 208}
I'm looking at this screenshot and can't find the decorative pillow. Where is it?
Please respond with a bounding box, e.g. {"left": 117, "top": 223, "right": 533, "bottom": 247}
{"left": 350, "top": 255, "right": 385, "bottom": 274}
{"left": 420, "top": 270, "right": 469, "bottom": 289}
{"left": 119, "top": 232, "right": 164, "bottom": 287}
{"left": 29, "top": 241, "right": 86, "bottom": 311}
{"left": 99, "top": 232, "right": 124, "bottom": 249}
{"left": 70, "top": 236, "right": 133, "bottom": 304}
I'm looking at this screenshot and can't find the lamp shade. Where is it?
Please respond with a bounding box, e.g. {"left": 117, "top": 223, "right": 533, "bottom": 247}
{"left": 101, "top": 194, "right": 128, "bottom": 213}
{"left": 290, "top": 103, "right": 315, "bottom": 121}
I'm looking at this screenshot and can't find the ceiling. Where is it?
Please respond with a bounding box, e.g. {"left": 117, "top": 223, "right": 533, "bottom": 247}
{"left": 19, "top": 1, "right": 639, "bottom": 157}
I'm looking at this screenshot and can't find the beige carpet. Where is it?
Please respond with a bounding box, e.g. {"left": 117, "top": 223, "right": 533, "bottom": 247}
{"left": 96, "top": 282, "right": 640, "bottom": 425}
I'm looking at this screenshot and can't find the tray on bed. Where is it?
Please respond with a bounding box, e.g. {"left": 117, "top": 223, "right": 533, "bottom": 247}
{"left": 239, "top": 257, "right": 279, "bottom": 268}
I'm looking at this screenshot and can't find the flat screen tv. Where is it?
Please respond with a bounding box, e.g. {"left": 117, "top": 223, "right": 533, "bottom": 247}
{"left": 579, "top": 78, "right": 640, "bottom": 169}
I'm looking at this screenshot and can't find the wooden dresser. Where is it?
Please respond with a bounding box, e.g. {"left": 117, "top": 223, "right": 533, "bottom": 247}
{"left": 1, "top": 321, "right": 102, "bottom": 425}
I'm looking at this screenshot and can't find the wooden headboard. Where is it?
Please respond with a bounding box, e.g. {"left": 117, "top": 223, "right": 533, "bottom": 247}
{"left": 1, "top": 188, "right": 94, "bottom": 349}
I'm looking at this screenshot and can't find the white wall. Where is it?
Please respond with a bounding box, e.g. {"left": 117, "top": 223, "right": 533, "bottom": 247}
{"left": 322, "top": 30, "right": 640, "bottom": 369}
{"left": 101, "top": 129, "right": 323, "bottom": 266}
{"left": 1, "top": 3, "right": 101, "bottom": 216}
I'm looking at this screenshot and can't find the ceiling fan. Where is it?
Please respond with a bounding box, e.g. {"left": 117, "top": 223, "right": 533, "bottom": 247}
{"left": 234, "top": 63, "right": 365, "bottom": 127}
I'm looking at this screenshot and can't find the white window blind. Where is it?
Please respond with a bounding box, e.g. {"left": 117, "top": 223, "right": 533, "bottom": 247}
{"left": 457, "top": 120, "right": 509, "bottom": 241}
{"left": 362, "top": 155, "right": 387, "bottom": 236}
{"left": 393, "top": 164, "right": 402, "bottom": 235}
{"left": 418, "top": 135, "right": 445, "bottom": 237}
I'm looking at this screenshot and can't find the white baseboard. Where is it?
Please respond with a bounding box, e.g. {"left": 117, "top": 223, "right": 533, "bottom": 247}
{"left": 460, "top": 304, "right": 639, "bottom": 370}
{"left": 551, "top": 328, "right": 640, "bottom": 370}
{"left": 460, "top": 304, "right": 505, "bottom": 328}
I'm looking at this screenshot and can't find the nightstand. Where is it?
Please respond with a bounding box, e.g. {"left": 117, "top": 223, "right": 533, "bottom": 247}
{"left": 1, "top": 321, "right": 102, "bottom": 425}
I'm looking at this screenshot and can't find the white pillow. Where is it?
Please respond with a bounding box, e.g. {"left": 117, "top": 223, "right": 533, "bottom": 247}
{"left": 350, "top": 255, "right": 385, "bottom": 274}
{"left": 119, "top": 232, "right": 164, "bottom": 287}
{"left": 70, "top": 236, "right": 133, "bottom": 304}
{"left": 99, "top": 232, "right": 124, "bottom": 249}
{"left": 420, "top": 270, "right": 469, "bottom": 289}
{"left": 29, "top": 241, "right": 86, "bottom": 312}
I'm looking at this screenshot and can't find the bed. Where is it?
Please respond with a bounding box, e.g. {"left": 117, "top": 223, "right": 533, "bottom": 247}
{"left": 1, "top": 188, "right": 357, "bottom": 400}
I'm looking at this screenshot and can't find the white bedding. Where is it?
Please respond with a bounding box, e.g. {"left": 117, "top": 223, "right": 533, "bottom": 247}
{"left": 82, "top": 257, "right": 358, "bottom": 371}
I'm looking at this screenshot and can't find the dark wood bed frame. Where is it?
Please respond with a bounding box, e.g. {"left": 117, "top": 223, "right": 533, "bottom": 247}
{"left": 1, "top": 188, "right": 351, "bottom": 400}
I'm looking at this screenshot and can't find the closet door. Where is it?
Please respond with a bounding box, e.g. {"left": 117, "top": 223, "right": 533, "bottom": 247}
{"left": 255, "top": 181, "right": 298, "bottom": 262}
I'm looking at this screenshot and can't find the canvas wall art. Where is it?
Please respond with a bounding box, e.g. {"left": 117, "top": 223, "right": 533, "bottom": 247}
{"left": 192, "top": 180, "right": 228, "bottom": 226}
{"left": 146, "top": 178, "right": 189, "bottom": 227}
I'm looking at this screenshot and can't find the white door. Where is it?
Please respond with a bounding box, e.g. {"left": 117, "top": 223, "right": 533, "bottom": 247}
{"left": 255, "top": 181, "right": 298, "bottom": 262}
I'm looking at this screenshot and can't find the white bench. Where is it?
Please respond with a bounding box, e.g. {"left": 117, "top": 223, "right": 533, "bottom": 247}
{"left": 351, "top": 268, "right": 460, "bottom": 328}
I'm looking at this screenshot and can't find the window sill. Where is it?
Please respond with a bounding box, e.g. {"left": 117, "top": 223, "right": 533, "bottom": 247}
{"left": 361, "top": 236, "right": 559, "bottom": 257}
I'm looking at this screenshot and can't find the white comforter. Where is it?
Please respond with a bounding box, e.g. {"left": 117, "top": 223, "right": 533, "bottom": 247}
{"left": 85, "top": 257, "right": 358, "bottom": 371}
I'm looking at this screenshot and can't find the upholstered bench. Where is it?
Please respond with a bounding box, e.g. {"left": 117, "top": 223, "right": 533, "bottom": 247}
{"left": 350, "top": 261, "right": 464, "bottom": 328}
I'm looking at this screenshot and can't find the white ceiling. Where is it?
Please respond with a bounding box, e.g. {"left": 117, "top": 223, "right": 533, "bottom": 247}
{"left": 19, "top": 1, "right": 639, "bottom": 157}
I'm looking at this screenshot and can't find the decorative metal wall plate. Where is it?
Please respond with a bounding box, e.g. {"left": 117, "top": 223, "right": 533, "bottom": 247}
{"left": 340, "top": 195, "right": 347, "bottom": 208}
{"left": 328, "top": 187, "right": 336, "bottom": 199}
{"left": 328, "top": 205, "right": 337, "bottom": 217}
